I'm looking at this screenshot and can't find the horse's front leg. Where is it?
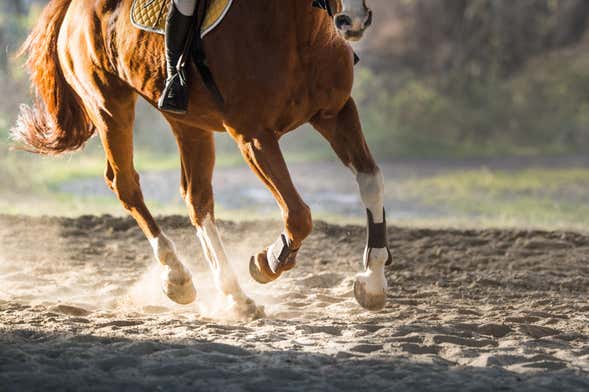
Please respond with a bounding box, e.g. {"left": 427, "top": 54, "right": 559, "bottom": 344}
{"left": 172, "top": 124, "right": 262, "bottom": 319}
{"left": 226, "top": 128, "right": 313, "bottom": 284}
{"left": 311, "top": 98, "right": 392, "bottom": 310}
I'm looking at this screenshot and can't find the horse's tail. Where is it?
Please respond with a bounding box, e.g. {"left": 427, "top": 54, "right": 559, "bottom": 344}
{"left": 11, "top": 0, "right": 96, "bottom": 155}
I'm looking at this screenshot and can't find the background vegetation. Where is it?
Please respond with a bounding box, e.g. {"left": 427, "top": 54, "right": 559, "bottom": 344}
{"left": 4, "top": 0, "right": 589, "bottom": 158}
{"left": 1, "top": 0, "right": 589, "bottom": 229}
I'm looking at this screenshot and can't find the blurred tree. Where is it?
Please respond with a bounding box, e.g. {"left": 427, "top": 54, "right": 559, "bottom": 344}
{"left": 0, "top": 0, "right": 28, "bottom": 77}
{"left": 364, "top": 0, "right": 589, "bottom": 78}
{"left": 1, "top": 1, "right": 27, "bottom": 14}
{"left": 2, "top": 0, "right": 589, "bottom": 158}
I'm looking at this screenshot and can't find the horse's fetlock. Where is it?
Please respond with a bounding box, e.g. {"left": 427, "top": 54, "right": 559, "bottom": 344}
{"left": 364, "top": 245, "right": 392, "bottom": 271}
{"left": 286, "top": 204, "right": 313, "bottom": 243}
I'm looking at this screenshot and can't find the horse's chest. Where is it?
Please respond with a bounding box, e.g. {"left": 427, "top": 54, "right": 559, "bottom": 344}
{"left": 220, "top": 41, "right": 354, "bottom": 133}
{"left": 275, "top": 45, "right": 355, "bottom": 128}
{"left": 305, "top": 44, "right": 355, "bottom": 113}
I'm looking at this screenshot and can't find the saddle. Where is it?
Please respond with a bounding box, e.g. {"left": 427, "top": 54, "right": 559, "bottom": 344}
{"left": 131, "top": 0, "right": 233, "bottom": 38}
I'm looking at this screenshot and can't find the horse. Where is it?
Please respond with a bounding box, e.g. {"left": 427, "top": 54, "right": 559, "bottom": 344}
{"left": 13, "top": 0, "right": 391, "bottom": 317}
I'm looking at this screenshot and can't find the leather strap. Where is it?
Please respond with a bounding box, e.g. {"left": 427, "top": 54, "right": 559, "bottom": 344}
{"left": 366, "top": 209, "right": 393, "bottom": 266}
{"left": 268, "top": 233, "right": 299, "bottom": 274}
{"left": 312, "top": 0, "right": 334, "bottom": 17}
{"left": 367, "top": 209, "right": 387, "bottom": 248}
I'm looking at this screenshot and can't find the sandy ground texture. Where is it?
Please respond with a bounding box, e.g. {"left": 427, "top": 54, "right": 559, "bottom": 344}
{"left": 0, "top": 214, "right": 588, "bottom": 391}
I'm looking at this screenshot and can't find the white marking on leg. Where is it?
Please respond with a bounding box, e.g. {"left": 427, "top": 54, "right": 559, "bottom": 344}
{"left": 357, "top": 169, "right": 385, "bottom": 223}
{"left": 354, "top": 249, "right": 388, "bottom": 310}
{"left": 353, "top": 168, "right": 388, "bottom": 310}
{"left": 357, "top": 169, "right": 387, "bottom": 266}
{"left": 150, "top": 233, "right": 182, "bottom": 270}
{"left": 196, "top": 216, "right": 244, "bottom": 300}
{"left": 149, "top": 232, "right": 196, "bottom": 305}
{"left": 196, "top": 216, "right": 263, "bottom": 318}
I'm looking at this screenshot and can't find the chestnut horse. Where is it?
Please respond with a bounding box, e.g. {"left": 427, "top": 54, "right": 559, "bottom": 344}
{"left": 13, "top": 0, "right": 391, "bottom": 316}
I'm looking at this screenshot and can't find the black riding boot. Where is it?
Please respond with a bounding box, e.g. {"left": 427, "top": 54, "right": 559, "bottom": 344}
{"left": 158, "top": 3, "right": 194, "bottom": 114}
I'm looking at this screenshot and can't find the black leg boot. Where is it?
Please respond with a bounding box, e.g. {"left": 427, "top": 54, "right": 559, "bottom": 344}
{"left": 158, "top": 3, "right": 194, "bottom": 114}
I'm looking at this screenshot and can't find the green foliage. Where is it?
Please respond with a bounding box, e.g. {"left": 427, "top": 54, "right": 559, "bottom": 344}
{"left": 353, "top": 45, "right": 589, "bottom": 158}
{"left": 392, "top": 167, "right": 589, "bottom": 230}
{"left": 2, "top": 0, "right": 589, "bottom": 164}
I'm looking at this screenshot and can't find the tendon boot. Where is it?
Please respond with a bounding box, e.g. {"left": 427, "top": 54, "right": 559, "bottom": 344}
{"left": 158, "top": 3, "right": 194, "bottom": 114}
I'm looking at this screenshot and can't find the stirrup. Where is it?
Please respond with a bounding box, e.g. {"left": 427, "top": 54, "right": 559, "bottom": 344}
{"left": 158, "top": 73, "right": 188, "bottom": 114}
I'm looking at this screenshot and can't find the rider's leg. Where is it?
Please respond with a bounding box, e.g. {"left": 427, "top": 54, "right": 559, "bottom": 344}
{"left": 157, "top": 0, "right": 198, "bottom": 114}
{"left": 173, "top": 0, "right": 198, "bottom": 15}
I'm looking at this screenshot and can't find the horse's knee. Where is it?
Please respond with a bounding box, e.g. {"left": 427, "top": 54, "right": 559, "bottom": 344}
{"left": 286, "top": 203, "right": 313, "bottom": 245}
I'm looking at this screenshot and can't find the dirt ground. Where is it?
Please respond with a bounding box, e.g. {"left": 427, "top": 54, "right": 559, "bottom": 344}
{"left": 0, "top": 214, "right": 588, "bottom": 391}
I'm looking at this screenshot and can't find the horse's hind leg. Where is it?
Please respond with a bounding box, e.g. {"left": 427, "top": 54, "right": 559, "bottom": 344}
{"left": 226, "top": 128, "right": 312, "bottom": 284}
{"left": 171, "top": 123, "right": 262, "bottom": 318}
{"left": 311, "top": 98, "right": 391, "bottom": 311}
{"left": 96, "top": 85, "right": 196, "bottom": 305}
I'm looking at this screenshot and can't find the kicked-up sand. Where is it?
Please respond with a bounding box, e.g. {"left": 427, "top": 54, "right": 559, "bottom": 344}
{"left": 0, "top": 215, "right": 588, "bottom": 391}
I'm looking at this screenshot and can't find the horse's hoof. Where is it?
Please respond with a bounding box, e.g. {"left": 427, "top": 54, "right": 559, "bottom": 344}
{"left": 163, "top": 278, "right": 197, "bottom": 305}
{"left": 249, "top": 253, "right": 281, "bottom": 284}
{"left": 228, "top": 296, "right": 266, "bottom": 320}
{"left": 161, "top": 268, "right": 197, "bottom": 305}
{"left": 353, "top": 273, "right": 387, "bottom": 311}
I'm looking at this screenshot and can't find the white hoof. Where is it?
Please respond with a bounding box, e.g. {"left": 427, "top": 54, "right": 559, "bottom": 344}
{"left": 354, "top": 269, "right": 387, "bottom": 311}
{"left": 161, "top": 266, "right": 197, "bottom": 305}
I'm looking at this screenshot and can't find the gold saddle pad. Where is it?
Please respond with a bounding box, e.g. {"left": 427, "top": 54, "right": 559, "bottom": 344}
{"left": 131, "top": 0, "right": 233, "bottom": 37}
